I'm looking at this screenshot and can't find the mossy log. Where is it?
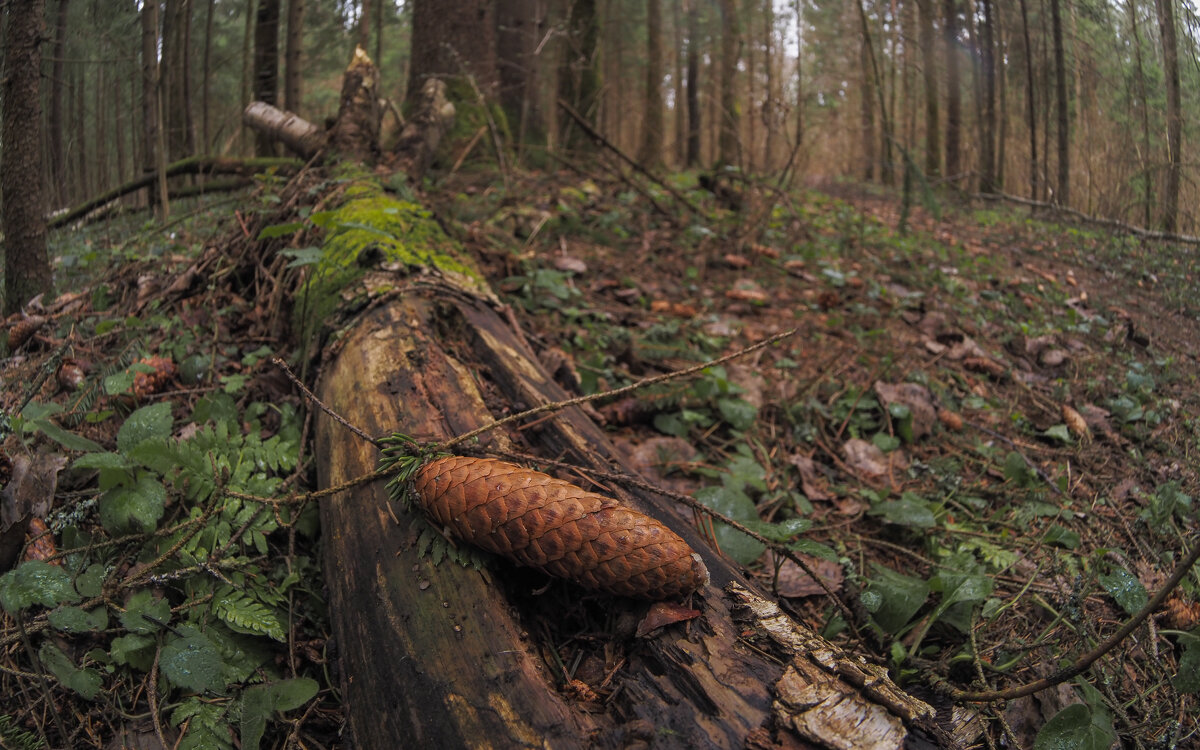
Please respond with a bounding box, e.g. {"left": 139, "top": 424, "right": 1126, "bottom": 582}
{"left": 308, "top": 189, "right": 966, "bottom": 750}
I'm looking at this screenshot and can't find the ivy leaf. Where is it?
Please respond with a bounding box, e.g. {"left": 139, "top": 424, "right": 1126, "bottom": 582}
{"left": 863, "top": 563, "right": 929, "bottom": 634}
{"left": 48, "top": 605, "right": 108, "bottom": 633}
{"left": 716, "top": 397, "right": 758, "bottom": 431}
{"left": 694, "top": 486, "right": 765, "bottom": 565}
{"left": 1043, "top": 524, "right": 1080, "bottom": 550}
{"left": 120, "top": 589, "right": 172, "bottom": 634}
{"left": 240, "top": 678, "right": 319, "bottom": 750}
{"left": 98, "top": 474, "right": 166, "bottom": 534}
{"left": 160, "top": 626, "right": 225, "bottom": 693}
{"left": 117, "top": 402, "right": 174, "bottom": 453}
{"left": 39, "top": 642, "right": 103, "bottom": 699}
{"left": 110, "top": 633, "right": 157, "bottom": 671}
{"left": 0, "top": 560, "right": 80, "bottom": 614}
{"left": 1033, "top": 703, "right": 1116, "bottom": 750}
{"left": 1098, "top": 565, "right": 1148, "bottom": 616}
{"left": 869, "top": 493, "right": 937, "bottom": 528}
{"left": 1042, "top": 424, "right": 1073, "bottom": 445}
{"left": 74, "top": 563, "right": 107, "bottom": 598}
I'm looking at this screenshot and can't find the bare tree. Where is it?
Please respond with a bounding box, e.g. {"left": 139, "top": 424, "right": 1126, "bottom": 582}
{"left": 1155, "top": 0, "right": 1181, "bottom": 231}
{"left": 2, "top": 0, "right": 52, "bottom": 314}
{"left": 1018, "top": 0, "right": 1037, "bottom": 201}
{"left": 636, "top": 0, "right": 664, "bottom": 168}
{"left": 254, "top": 0, "right": 281, "bottom": 156}
{"left": 943, "top": 0, "right": 961, "bottom": 182}
{"left": 717, "top": 0, "right": 739, "bottom": 167}
{"left": 48, "top": 0, "right": 70, "bottom": 207}
{"left": 1050, "top": 0, "right": 1068, "bottom": 205}
{"left": 285, "top": 0, "right": 304, "bottom": 112}
{"left": 685, "top": 0, "right": 701, "bottom": 166}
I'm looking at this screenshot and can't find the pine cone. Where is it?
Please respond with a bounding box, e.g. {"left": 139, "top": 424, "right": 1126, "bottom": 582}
{"left": 413, "top": 457, "right": 708, "bottom": 600}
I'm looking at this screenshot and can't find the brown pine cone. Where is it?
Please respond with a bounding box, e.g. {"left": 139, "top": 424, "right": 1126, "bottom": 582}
{"left": 412, "top": 456, "right": 708, "bottom": 600}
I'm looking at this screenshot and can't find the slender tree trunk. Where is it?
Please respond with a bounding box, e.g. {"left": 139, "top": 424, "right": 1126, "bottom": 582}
{"left": 374, "top": 0, "right": 383, "bottom": 65}
{"left": 793, "top": 0, "right": 803, "bottom": 155}
{"left": 285, "top": 0, "right": 304, "bottom": 112}
{"left": 995, "top": 6, "right": 1006, "bottom": 190}
{"left": 673, "top": 0, "right": 686, "bottom": 167}
{"left": 744, "top": 0, "right": 756, "bottom": 172}
{"left": 497, "top": 0, "right": 543, "bottom": 148}
{"left": 203, "top": 0, "right": 215, "bottom": 151}
{"left": 717, "top": 0, "right": 739, "bottom": 167}
{"left": 95, "top": 56, "right": 108, "bottom": 194}
{"left": 409, "top": 0, "right": 498, "bottom": 107}
{"left": 1155, "top": 0, "right": 1181, "bottom": 232}
{"left": 916, "top": 0, "right": 939, "bottom": 177}
{"left": 75, "top": 63, "right": 90, "bottom": 198}
{"left": 241, "top": 1, "right": 254, "bottom": 155}
{"left": 1050, "top": 0, "right": 1068, "bottom": 205}
{"left": 254, "top": 0, "right": 281, "bottom": 156}
{"left": 49, "top": 0, "right": 69, "bottom": 207}
{"left": 358, "top": 0, "right": 370, "bottom": 51}
{"left": 978, "top": 0, "right": 996, "bottom": 193}
{"left": 2, "top": 0, "right": 52, "bottom": 314}
{"left": 859, "top": 24, "right": 875, "bottom": 181}
{"left": 559, "top": 0, "right": 599, "bottom": 151}
{"left": 637, "top": 0, "right": 663, "bottom": 168}
{"left": 685, "top": 1, "right": 701, "bottom": 166}
{"left": 113, "top": 56, "right": 128, "bottom": 188}
{"left": 1127, "top": 0, "right": 1152, "bottom": 226}
{"left": 942, "top": 0, "right": 960, "bottom": 182}
{"left": 763, "top": 0, "right": 777, "bottom": 169}
{"left": 1018, "top": 0, "right": 1036, "bottom": 200}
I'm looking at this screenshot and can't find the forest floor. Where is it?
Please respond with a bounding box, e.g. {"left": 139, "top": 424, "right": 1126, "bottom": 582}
{"left": 1, "top": 163, "right": 1198, "bottom": 750}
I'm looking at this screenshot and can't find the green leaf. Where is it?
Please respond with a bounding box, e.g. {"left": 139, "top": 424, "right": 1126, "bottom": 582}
{"left": 870, "top": 493, "right": 937, "bottom": 528}
{"left": 240, "top": 678, "right": 319, "bottom": 750}
{"left": 863, "top": 563, "right": 930, "bottom": 634}
{"left": 74, "top": 563, "right": 106, "bottom": 597}
{"left": 99, "top": 474, "right": 166, "bottom": 534}
{"left": 1098, "top": 565, "right": 1148, "bottom": 616}
{"left": 120, "top": 589, "right": 172, "bottom": 634}
{"left": 0, "top": 560, "right": 80, "bottom": 614}
{"left": 1003, "top": 451, "right": 1037, "bottom": 487}
{"left": 103, "top": 371, "right": 135, "bottom": 395}
{"left": 72, "top": 451, "right": 132, "bottom": 470}
{"left": 872, "top": 432, "right": 901, "bottom": 452}
{"left": 717, "top": 397, "right": 758, "bottom": 431}
{"left": 1172, "top": 633, "right": 1200, "bottom": 693}
{"left": 160, "top": 627, "right": 225, "bottom": 693}
{"left": 694, "top": 486, "right": 766, "bottom": 565}
{"left": 888, "top": 403, "right": 914, "bottom": 443}
{"left": 117, "top": 402, "right": 174, "bottom": 453}
{"left": 788, "top": 538, "right": 840, "bottom": 562}
{"left": 1033, "top": 703, "right": 1116, "bottom": 750}
{"left": 1043, "top": 524, "right": 1080, "bottom": 550}
{"left": 1042, "top": 424, "right": 1073, "bottom": 444}
{"left": 39, "top": 642, "right": 103, "bottom": 699}
{"left": 30, "top": 418, "right": 105, "bottom": 453}
{"left": 257, "top": 221, "right": 304, "bottom": 239}
{"left": 741, "top": 517, "right": 811, "bottom": 542}
{"left": 48, "top": 605, "right": 108, "bottom": 633}
{"left": 280, "top": 247, "right": 323, "bottom": 268}
{"left": 213, "top": 593, "right": 286, "bottom": 642}
{"left": 110, "top": 633, "right": 157, "bottom": 671}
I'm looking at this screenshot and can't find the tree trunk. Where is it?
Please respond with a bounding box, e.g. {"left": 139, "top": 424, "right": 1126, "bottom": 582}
{"left": 1050, "top": 0, "right": 1068, "bottom": 205}
{"left": 1154, "top": 0, "right": 1181, "bottom": 232}
{"left": 254, "top": 0, "right": 281, "bottom": 156}
{"left": 558, "top": 0, "right": 600, "bottom": 152}
{"left": 636, "top": 0, "right": 663, "bottom": 168}
{"left": 916, "top": 0, "right": 939, "bottom": 177}
{"left": 672, "top": 0, "right": 686, "bottom": 167}
{"left": 859, "top": 19, "right": 875, "bottom": 182}
{"left": 408, "top": 0, "right": 497, "bottom": 110}
{"left": 75, "top": 62, "right": 90, "bottom": 199}
{"left": 496, "top": 0, "right": 544, "bottom": 148}
{"left": 942, "top": 0, "right": 960, "bottom": 183}
{"left": 241, "top": 0, "right": 254, "bottom": 155}
{"left": 284, "top": 0, "right": 303, "bottom": 113}
{"left": 1018, "top": 0, "right": 1037, "bottom": 201}
{"left": 203, "top": 0, "right": 214, "bottom": 152}
{"left": 2, "top": 0, "right": 52, "bottom": 314}
{"left": 717, "top": 0, "right": 739, "bottom": 168}
{"left": 49, "top": 0, "right": 69, "bottom": 208}
{"left": 978, "top": 0, "right": 996, "bottom": 193}
{"left": 358, "top": 0, "right": 370, "bottom": 51}
{"left": 685, "top": 1, "right": 701, "bottom": 167}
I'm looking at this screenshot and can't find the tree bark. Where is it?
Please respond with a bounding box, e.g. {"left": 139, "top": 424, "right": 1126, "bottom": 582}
{"left": 203, "top": 0, "right": 215, "bottom": 151}
{"left": 1050, "top": 0, "right": 1068, "bottom": 205}
{"left": 358, "top": 0, "right": 370, "bottom": 51}
{"left": 717, "top": 0, "right": 739, "bottom": 167}
{"left": 978, "top": 0, "right": 997, "bottom": 193}
{"left": 636, "top": 0, "right": 664, "bottom": 168}
{"left": 49, "top": 0, "right": 70, "bottom": 208}
{"left": 942, "top": 0, "right": 961, "bottom": 183}
{"left": 496, "top": 0, "right": 544, "bottom": 147}
{"left": 558, "top": 0, "right": 599, "bottom": 152}
{"left": 284, "top": 0, "right": 304, "bottom": 113}
{"left": 254, "top": 0, "right": 281, "bottom": 156}
{"left": 672, "top": 0, "right": 686, "bottom": 167}
{"left": 685, "top": 0, "right": 701, "bottom": 167}
{"left": 1018, "top": 0, "right": 1037, "bottom": 201}
{"left": 2, "top": 0, "right": 52, "bottom": 314}
{"left": 916, "top": 0, "right": 939, "bottom": 177}
{"left": 1154, "top": 0, "right": 1181, "bottom": 232}
{"left": 408, "top": 0, "right": 497, "bottom": 109}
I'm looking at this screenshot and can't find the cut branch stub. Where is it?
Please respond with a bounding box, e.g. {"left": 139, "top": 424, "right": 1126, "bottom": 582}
{"left": 413, "top": 457, "right": 709, "bottom": 600}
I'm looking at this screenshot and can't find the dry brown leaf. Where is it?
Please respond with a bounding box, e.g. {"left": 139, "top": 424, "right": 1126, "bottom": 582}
{"left": 722, "top": 253, "right": 752, "bottom": 269}
{"left": 873, "top": 381, "right": 937, "bottom": 440}
{"left": 786, "top": 454, "right": 834, "bottom": 501}
{"left": 963, "top": 357, "right": 1006, "bottom": 378}
{"left": 770, "top": 552, "right": 844, "bottom": 598}
{"left": 635, "top": 601, "right": 701, "bottom": 637}
{"left": 843, "top": 439, "right": 891, "bottom": 478}
{"left": 938, "top": 408, "right": 964, "bottom": 432}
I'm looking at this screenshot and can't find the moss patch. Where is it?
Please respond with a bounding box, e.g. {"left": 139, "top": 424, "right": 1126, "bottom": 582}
{"left": 295, "top": 172, "right": 491, "bottom": 341}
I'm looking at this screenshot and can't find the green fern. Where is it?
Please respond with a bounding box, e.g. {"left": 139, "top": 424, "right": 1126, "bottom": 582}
{"left": 0, "top": 714, "right": 45, "bottom": 750}
{"left": 213, "top": 590, "right": 286, "bottom": 642}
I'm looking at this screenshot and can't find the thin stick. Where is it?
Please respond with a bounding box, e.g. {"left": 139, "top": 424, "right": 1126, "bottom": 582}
{"left": 439, "top": 327, "right": 799, "bottom": 452}
{"left": 273, "top": 357, "right": 378, "bottom": 445}
{"left": 954, "top": 532, "right": 1200, "bottom": 702}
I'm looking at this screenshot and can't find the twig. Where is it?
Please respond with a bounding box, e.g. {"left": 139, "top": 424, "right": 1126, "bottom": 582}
{"left": 974, "top": 190, "right": 1200, "bottom": 245}
{"left": 556, "top": 97, "right": 704, "bottom": 217}
{"left": 439, "top": 328, "right": 799, "bottom": 452}
{"left": 273, "top": 357, "right": 377, "bottom": 445}
{"left": 953, "top": 532, "right": 1200, "bottom": 702}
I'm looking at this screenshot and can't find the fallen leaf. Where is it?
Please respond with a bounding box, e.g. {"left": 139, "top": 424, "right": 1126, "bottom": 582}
{"left": 635, "top": 601, "right": 701, "bottom": 637}
{"left": 553, "top": 255, "right": 588, "bottom": 274}
{"left": 843, "top": 438, "right": 892, "bottom": 478}
{"left": 786, "top": 454, "right": 833, "bottom": 501}
{"left": 938, "top": 409, "right": 964, "bottom": 432}
{"left": 873, "top": 381, "right": 936, "bottom": 440}
{"left": 963, "top": 357, "right": 1006, "bottom": 378}
{"left": 770, "top": 553, "right": 844, "bottom": 598}
{"left": 1061, "top": 405, "right": 1090, "bottom": 441}
{"left": 722, "top": 253, "right": 752, "bottom": 269}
